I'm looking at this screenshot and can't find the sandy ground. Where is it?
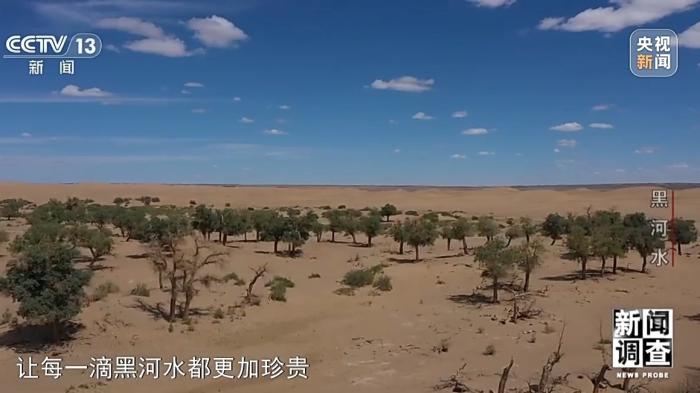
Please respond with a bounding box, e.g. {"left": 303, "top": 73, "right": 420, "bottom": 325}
{"left": 0, "top": 183, "right": 698, "bottom": 393}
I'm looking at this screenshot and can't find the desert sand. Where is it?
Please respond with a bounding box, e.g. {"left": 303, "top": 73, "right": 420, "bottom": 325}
{"left": 0, "top": 183, "right": 698, "bottom": 393}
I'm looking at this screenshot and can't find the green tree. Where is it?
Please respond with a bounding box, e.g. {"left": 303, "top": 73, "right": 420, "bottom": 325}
{"left": 518, "top": 239, "right": 544, "bottom": 292}
{"left": 477, "top": 216, "right": 499, "bottom": 242}
{"left": 474, "top": 239, "right": 517, "bottom": 302}
{"left": 0, "top": 243, "right": 92, "bottom": 340}
{"left": 324, "top": 209, "right": 346, "bottom": 242}
{"left": 389, "top": 220, "right": 407, "bottom": 254}
{"left": 624, "top": 212, "right": 664, "bottom": 273}
{"left": 65, "top": 225, "right": 114, "bottom": 267}
{"left": 220, "top": 209, "right": 248, "bottom": 246}
{"left": 505, "top": 224, "right": 523, "bottom": 247}
{"left": 379, "top": 203, "right": 399, "bottom": 222}
{"left": 342, "top": 215, "right": 360, "bottom": 244}
{"left": 672, "top": 218, "right": 697, "bottom": 254}
{"left": 566, "top": 225, "right": 592, "bottom": 279}
{"left": 0, "top": 198, "right": 30, "bottom": 220}
{"left": 404, "top": 218, "right": 438, "bottom": 261}
{"left": 10, "top": 221, "right": 67, "bottom": 254}
{"left": 359, "top": 214, "right": 382, "bottom": 247}
{"left": 541, "top": 213, "right": 567, "bottom": 245}
{"left": 192, "top": 204, "right": 217, "bottom": 240}
{"left": 450, "top": 217, "right": 473, "bottom": 254}
{"left": 250, "top": 209, "right": 275, "bottom": 241}
{"left": 440, "top": 221, "right": 455, "bottom": 250}
{"left": 519, "top": 216, "right": 538, "bottom": 243}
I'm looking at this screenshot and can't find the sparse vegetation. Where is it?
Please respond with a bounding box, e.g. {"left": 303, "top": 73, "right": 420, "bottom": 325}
{"left": 91, "top": 281, "right": 120, "bottom": 301}
{"left": 342, "top": 265, "right": 383, "bottom": 287}
{"left": 372, "top": 274, "right": 392, "bottom": 291}
{"left": 129, "top": 283, "right": 150, "bottom": 297}
{"left": 483, "top": 344, "right": 496, "bottom": 356}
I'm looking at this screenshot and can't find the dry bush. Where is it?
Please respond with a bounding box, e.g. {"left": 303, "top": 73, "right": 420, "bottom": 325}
{"left": 483, "top": 344, "right": 496, "bottom": 356}
{"left": 91, "top": 281, "right": 120, "bottom": 301}
{"left": 129, "top": 283, "right": 150, "bottom": 297}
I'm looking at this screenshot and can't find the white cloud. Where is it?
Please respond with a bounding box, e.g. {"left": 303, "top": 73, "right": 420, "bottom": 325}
{"left": 461, "top": 128, "right": 489, "bottom": 136}
{"left": 679, "top": 21, "right": 700, "bottom": 48}
{"left": 239, "top": 117, "right": 254, "bottom": 123}
{"left": 96, "top": 17, "right": 192, "bottom": 57}
{"left": 394, "top": 148, "right": 401, "bottom": 154}
{"left": 184, "top": 82, "right": 204, "bottom": 88}
{"left": 21, "top": 132, "right": 32, "bottom": 138}
{"left": 451, "top": 154, "right": 466, "bottom": 159}
{"left": 615, "top": 168, "right": 626, "bottom": 173}
{"left": 477, "top": 151, "right": 495, "bottom": 156}
{"left": 370, "top": 76, "right": 434, "bottom": 93}
{"left": 60, "top": 84, "right": 112, "bottom": 98}
{"left": 553, "top": 148, "right": 561, "bottom": 153}
{"left": 467, "top": 0, "right": 516, "bottom": 8}
{"left": 191, "top": 108, "right": 207, "bottom": 114}
{"left": 452, "top": 110, "right": 468, "bottom": 118}
{"left": 668, "top": 162, "right": 690, "bottom": 169}
{"left": 181, "top": 89, "right": 191, "bottom": 95}
{"left": 538, "top": 0, "right": 699, "bottom": 32}
{"left": 233, "top": 97, "right": 242, "bottom": 102}
{"left": 104, "top": 44, "right": 121, "bottom": 53}
{"left": 278, "top": 104, "right": 291, "bottom": 110}
{"left": 124, "top": 37, "right": 190, "bottom": 57}
{"left": 388, "top": 119, "right": 398, "bottom": 125}
{"left": 557, "top": 139, "right": 577, "bottom": 148}
{"left": 263, "top": 128, "right": 287, "bottom": 136}
{"left": 550, "top": 122, "right": 583, "bottom": 132}
{"left": 592, "top": 103, "right": 612, "bottom": 111}
{"left": 186, "top": 15, "right": 248, "bottom": 47}
{"left": 412, "top": 112, "right": 434, "bottom": 120}
{"left": 590, "top": 122, "right": 614, "bottom": 129}
{"left": 635, "top": 147, "right": 656, "bottom": 154}
{"left": 96, "top": 17, "right": 165, "bottom": 37}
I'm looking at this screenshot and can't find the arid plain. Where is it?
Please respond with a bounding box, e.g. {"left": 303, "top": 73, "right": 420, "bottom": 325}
{"left": 0, "top": 183, "right": 698, "bottom": 393}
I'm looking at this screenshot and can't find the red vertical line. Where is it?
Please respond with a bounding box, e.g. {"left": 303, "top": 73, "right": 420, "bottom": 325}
{"left": 671, "top": 190, "right": 675, "bottom": 267}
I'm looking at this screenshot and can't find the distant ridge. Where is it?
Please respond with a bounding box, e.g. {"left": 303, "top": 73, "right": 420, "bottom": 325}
{"left": 61, "top": 182, "right": 700, "bottom": 191}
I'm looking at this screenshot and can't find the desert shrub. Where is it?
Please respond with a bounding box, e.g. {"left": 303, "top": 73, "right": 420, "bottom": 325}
{"left": 266, "top": 276, "right": 295, "bottom": 302}
{"left": 265, "top": 276, "right": 295, "bottom": 289}
{"left": 319, "top": 205, "right": 332, "bottom": 210}
{"left": 0, "top": 308, "right": 12, "bottom": 325}
{"left": 483, "top": 344, "right": 496, "bottom": 356}
{"left": 225, "top": 202, "right": 231, "bottom": 207}
{"left": 433, "top": 338, "right": 450, "bottom": 353}
{"left": 308, "top": 273, "right": 321, "bottom": 279}
{"left": 269, "top": 285, "right": 287, "bottom": 302}
{"left": 373, "top": 274, "right": 392, "bottom": 291}
{"left": 0, "top": 230, "right": 8, "bottom": 243}
{"left": 213, "top": 308, "right": 225, "bottom": 319}
{"left": 405, "top": 210, "right": 419, "bottom": 216}
{"left": 342, "top": 265, "right": 382, "bottom": 288}
{"left": 189, "top": 200, "right": 197, "bottom": 206}
{"left": 471, "top": 215, "right": 479, "bottom": 221}
{"left": 129, "top": 283, "right": 150, "bottom": 297}
{"left": 91, "top": 281, "right": 119, "bottom": 301}
{"left": 337, "top": 205, "right": 346, "bottom": 209}
{"left": 476, "top": 326, "right": 484, "bottom": 334}
{"left": 222, "top": 272, "right": 246, "bottom": 286}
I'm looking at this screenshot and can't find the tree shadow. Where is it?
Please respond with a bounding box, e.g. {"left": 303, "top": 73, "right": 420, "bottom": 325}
{"left": 448, "top": 292, "right": 492, "bottom": 305}
{"left": 347, "top": 243, "right": 369, "bottom": 248}
{"left": 541, "top": 272, "right": 587, "bottom": 282}
{"left": 435, "top": 253, "right": 465, "bottom": 259}
{"left": 0, "top": 322, "right": 82, "bottom": 353}
{"left": 685, "top": 313, "right": 700, "bottom": 322}
{"left": 126, "top": 253, "right": 149, "bottom": 259}
{"left": 129, "top": 299, "right": 168, "bottom": 321}
{"left": 387, "top": 257, "right": 418, "bottom": 264}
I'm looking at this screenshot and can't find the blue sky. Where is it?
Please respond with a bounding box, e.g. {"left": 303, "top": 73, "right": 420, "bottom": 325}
{"left": 0, "top": 0, "right": 699, "bottom": 185}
